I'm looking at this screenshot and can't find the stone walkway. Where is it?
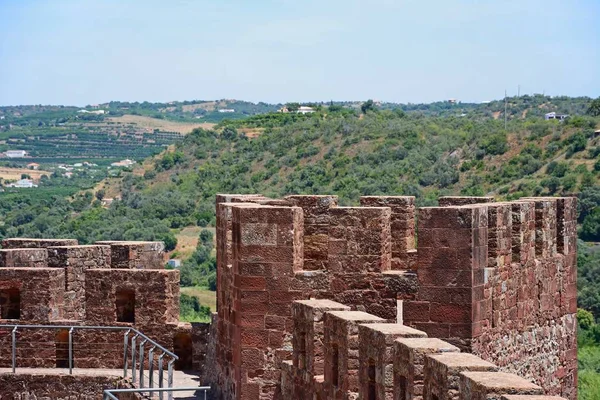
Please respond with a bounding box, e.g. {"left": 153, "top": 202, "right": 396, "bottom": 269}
{"left": 0, "top": 368, "right": 208, "bottom": 399}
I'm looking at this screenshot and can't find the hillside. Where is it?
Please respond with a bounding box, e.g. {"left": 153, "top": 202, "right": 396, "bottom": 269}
{"left": 0, "top": 99, "right": 278, "bottom": 164}
{"left": 1, "top": 95, "right": 599, "bottom": 281}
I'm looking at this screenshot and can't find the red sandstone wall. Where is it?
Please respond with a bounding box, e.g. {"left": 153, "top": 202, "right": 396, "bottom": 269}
{"left": 213, "top": 193, "right": 577, "bottom": 400}
{"left": 0, "top": 373, "right": 139, "bottom": 400}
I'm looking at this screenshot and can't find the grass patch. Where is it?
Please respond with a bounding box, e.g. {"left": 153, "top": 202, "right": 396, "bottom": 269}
{"left": 181, "top": 286, "right": 216, "bottom": 312}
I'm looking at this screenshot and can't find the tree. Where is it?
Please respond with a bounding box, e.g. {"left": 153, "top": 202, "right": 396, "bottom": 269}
{"left": 286, "top": 103, "right": 300, "bottom": 112}
{"left": 222, "top": 126, "right": 238, "bottom": 140}
{"left": 581, "top": 209, "right": 600, "bottom": 241}
{"left": 579, "top": 308, "right": 596, "bottom": 330}
{"left": 587, "top": 97, "right": 600, "bottom": 117}
{"left": 95, "top": 189, "right": 106, "bottom": 201}
{"left": 361, "top": 99, "right": 377, "bottom": 114}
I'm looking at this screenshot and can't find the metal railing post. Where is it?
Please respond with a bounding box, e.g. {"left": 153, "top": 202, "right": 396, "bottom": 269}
{"left": 11, "top": 326, "right": 17, "bottom": 373}
{"left": 167, "top": 359, "right": 175, "bottom": 400}
{"left": 148, "top": 346, "right": 156, "bottom": 397}
{"left": 158, "top": 353, "right": 165, "bottom": 400}
{"left": 68, "top": 327, "right": 74, "bottom": 374}
{"left": 131, "top": 334, "right": 139, "bottom": 384}
{"left": 139, "top": 339, "right": 147, "bottom": 389}
{"left": 123, "top": 330, "right": 130, "bottom": 377}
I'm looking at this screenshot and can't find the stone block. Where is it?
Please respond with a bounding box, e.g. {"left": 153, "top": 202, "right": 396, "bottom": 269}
{"left": 324, "top": 310, "right": 384, "bottom": 399}
{"left": 358, "top": 323, "right": 427, "bottom": 400}
{"left": 0, "top": 267, "right": 65, "bottom": 322}
{"left": 0, "top": 248, "right": 48, "bottom": 268}
{"left": 459, "top": 371, "right": 543, "bottom": 400}
{"left": 424, "top": 352, "right": 498, "bottom": 400}
{"left": 47, "top": 245, "right": 111, "bottom": 320}
{"left": 1, "top": 238, "right": 78, "bottom": 249}
{"left": 95, "top": 241, "right": 165, "bottom": 269}
{"left": 438, "top": 196, "right": 495, "bottom": 206}
{"left": 360, "top": 196, "right": 416, "bottom": 270}
{"left": 292, "top": 299, "right": 350, "bottom": 375}
{"left": 394, "top": 338, "right": 460, "bottom": 400}
{"left": 328, "top": 207, "right": 391, "bottom": 274}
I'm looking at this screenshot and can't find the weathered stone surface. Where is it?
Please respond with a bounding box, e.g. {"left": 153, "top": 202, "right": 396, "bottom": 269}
{"left": 395, "top": 338, "right": 460, "bottom": 400}
{"left": 95, "top": 241, "right": 165, "bottom": 269}
{"left": 0, "top": 372, "right": 138, "bottom": 400}
{"left": 0, "top": 267, "right": 64, "bottom": 321}
{"left": 0, "top": 248, "right": 48, "bottom": 268}
{"left": 323, "top": 310, "right": 384, "bottom": 399}
{"left": 85, "top": 269, "right": 179, "bottom": 326}
{"left": 424, "top": 352, "right": 498, "bottom": 400}
{"left": 1, "top": 238, "right": 78, "bottom": 249}
{"left": 47, "top": 245, "right": 111, "bottom": 320}
{"left": 438, "top": 196, "right": 495, "bottom": 206}
{"left": 358, "top": 323, "right": 427, "bottom": 400}
{"left": 459, "top": 371, "right": 543, "bottom": 400}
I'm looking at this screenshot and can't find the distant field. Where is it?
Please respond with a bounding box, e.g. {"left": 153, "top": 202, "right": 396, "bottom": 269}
{"left": 0, "top": 167, "right": 51, "bottom": 182}
{"left": 108, "top": 115, "right": 215, "bottom": 134}
{"left": 181, "top": 286, "right": 216, "bottom": 312}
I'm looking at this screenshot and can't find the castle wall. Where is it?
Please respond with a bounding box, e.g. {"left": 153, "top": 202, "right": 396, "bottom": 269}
{"left": 359, "top": 196, "right": 416, "bottom": 270}
{"left": 469, "top": 198, "right": 578, "bottom": 400}
{"left": 214, "top": 193, "right": 577, "bottom": 400}
{"left": 412, "top": 197, "right": 577, "bottom": 399}
{"left": 283, "top": 300, "right": 561, "bottom": 400}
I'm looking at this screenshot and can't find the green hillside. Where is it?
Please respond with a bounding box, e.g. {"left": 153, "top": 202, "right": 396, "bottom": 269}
{"left": 1, "top": 95, "right": 600, "bottom": 393}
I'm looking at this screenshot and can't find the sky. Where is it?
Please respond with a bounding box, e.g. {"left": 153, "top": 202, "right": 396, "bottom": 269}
{"left": 0, "top": 0, "right": 599, "bottom": 106}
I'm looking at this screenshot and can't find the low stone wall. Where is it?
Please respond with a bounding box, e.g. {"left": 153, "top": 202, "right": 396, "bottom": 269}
{"left": 0, "top": 372, "right": 139, "bottom": 400}
{"left": 1, "top": 238, "right": 78, "bottom": 249}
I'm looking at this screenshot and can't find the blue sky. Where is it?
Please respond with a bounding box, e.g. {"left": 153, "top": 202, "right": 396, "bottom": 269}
{"left": 0, "top": 0, "right": 598, "bottom": 106}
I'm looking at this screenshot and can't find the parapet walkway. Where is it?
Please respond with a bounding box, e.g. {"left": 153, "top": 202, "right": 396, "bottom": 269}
{"left": 0, "top": 368, "right": 205, "bottom": 399}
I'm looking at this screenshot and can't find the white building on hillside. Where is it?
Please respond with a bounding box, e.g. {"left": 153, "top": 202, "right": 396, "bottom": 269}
{"left": 111, "top": 159, "right": 136, "bottom": 167}
{"left": 545, "top": 112, "right": 569, "bottom": 121}
{"left": 7, "top": 179, "right": 36, "bottom": 188}
{"left": 5, "top": 150, "right": 27, "bottom": 158}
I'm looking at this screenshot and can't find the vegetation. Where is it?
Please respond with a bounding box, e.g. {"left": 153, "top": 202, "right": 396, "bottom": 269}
{"left": 1, "top": 97, "right": 599, "bottom": 363}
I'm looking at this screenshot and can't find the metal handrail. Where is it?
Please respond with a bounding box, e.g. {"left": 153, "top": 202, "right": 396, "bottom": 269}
{"left": 0, "top": 324, "right": 180, "bottom": 399}
{"left": 104, "top": 386, "right": 210, "bottom": 400}
{"left": 0, "top": 324, "right": 178, "bottom": 359}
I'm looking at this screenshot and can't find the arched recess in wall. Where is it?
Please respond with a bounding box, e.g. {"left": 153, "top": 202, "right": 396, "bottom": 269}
{"left": 56, "top": 329, "right": 70, "bottom": 368}
{"left": 0, "top": 287, "right": 21, "bottom": 320}
{"left": 115, "top": 288, "right": 135, "bottom": 323}
{"left": 173, "top": 332, "right": 193, "bottom": 370}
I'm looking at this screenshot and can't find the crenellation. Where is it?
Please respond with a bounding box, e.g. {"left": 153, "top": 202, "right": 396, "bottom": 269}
{"left": 459, "top": 371, "right": 543, "bottom": 400}
{"left": 47, "top": 245, "right": 111, "bottom": 320}
{"left": 424, "top": 352, "right": 498, "bottom": 400}
{"left": 360, "top": 196, "right": 416, "bottom": 270}
{"left": 323, "top": 310, "right": 384, "bottom": 399}
{"left": 394, "top": 337, "right": 460, "bottom": 400}
{"left": 0, "top": 248, "right": 48, "bottom": 268}
{"left": 0, "top": 193, "right": 578, "bottom": 399}
{"left": 358, "top": 323, "right": 427, "bottom": 400}
{"left": 1, "top": 238, "right": 78, "bottom": 249}
{"left": 95, "top": 240, "right": 165, "bottom": 269}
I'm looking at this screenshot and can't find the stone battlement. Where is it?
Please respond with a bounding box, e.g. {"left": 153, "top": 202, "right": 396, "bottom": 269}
{"left": 0, "top": 193, "right": 578, "bottom": 399}
{"left": 0, "top": 239, "right": 207, "bottom": 373}
{"left": 211, "top": 194, "right": 577, "bottom": 400}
